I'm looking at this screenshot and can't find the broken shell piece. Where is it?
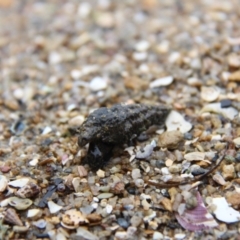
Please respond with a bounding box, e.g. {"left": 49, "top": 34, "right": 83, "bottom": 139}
{"left": 211, "top": 197, "right": 240, "bottom": 223}
{"left": 33, "top": 219, "right": 47, "bottom": 229}
{"left": 175, "top": 191, "right": 218, "bottom": 231}
{"left": 27, "top": 209, "right": 42, "bottom": 218}
{"left": 135, "top": 140, "right": 156, "bottom": 159}
{"left": 64, "top": 209, "right": 88, "bottom": 225}
{"left": 212, "top": 173, "right": 227, "bottom": 186}
{"left": 9, "top": 197, "right": 33, "bottom": 210}
{"left": 166, "top": 111, "right": 192, "bottom": 134}
{"left": 8, "top": 178, "right": 29, "bottom": 188}
{"left": 0, "top": 175, "right": 8, "bottom": 192}
{"left": 3, "top": 208, "right": 23, "bottom": 226}
{"left": 201, "top": 103, "right": 238, "bottom": 120}
{"left": 48, "top": 201, "right": 63, "bottom": 214}
{"left": 200, "top": 86, "right": 220, "bottom": 102}
{"left": 184, "top": 152, "right": 205, "bottom": 161}
{"left": 150, "top": 76, "right": 174, "bottom": 88}
{"left": 16, "top": 182, "right": 40, "bottom": 198}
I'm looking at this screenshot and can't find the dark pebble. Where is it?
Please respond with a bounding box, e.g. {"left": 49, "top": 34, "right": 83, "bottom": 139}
{"left": 184, "top": 132, "right": 193, "bottom": 140}
{"left": 220, "top": 99, "right": 232, "bottom": 108}
{"left": 156, "top": 160, "right": 165, "bottom": 168}
{"left": 126, "top": 186, "right": 137, "bottom": 195}
{"left": 117, "top": 218, "right": 130, "bottom": 229}
{"left": 235, "top": 152, "right": 240, "bottom": 162}
{"left": 191, "top": 167, "right": 206, "bottom": 176}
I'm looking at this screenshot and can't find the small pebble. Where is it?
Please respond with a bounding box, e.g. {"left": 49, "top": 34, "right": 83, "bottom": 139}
{"left": 220, "top": 99, "right": 232, "bottom": 108}
{"left": 235, "top": 152, "right": 240, "bottom": 162}
{"left": 117, "top": 218, "right": 129, "bottom": 229}
{"left": 158, "top": 130, "right": 183, "bottom": 149}
{"left": 131, "top": 169, "right": 141, "bottom": 179}
{"left": 130, "top": 215, "right": 142, "bottom": 227}
{"left": 184, "top": 132, "right": 193, "bottom": 140}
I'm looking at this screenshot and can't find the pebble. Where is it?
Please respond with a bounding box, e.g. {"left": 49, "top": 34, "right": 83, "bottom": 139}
{"left": 96, "top": 169, "right": 105, "bottom": 178}
{"left": 76, "top": 227, "right": 98, "bottom": 240}
{"left": 233, "top": 137, "right": 240, "bottom": 148}
{"left": 135, "top": 40, "right": 150, "bottom": 52}
{"left": 13, "top": 226, "right": 29, "bottom": 233}
{"left": 130, "top": 215, "right": 142, "bottom": 227}
{"left": 89, "top": 77, "right": 107, "bottom": 91}
{"left": 149, "top": 76, "right": 174, "bottom": 88}
{"left": 77, "top": 166, "right": 88, "bottom": 177}
{"left": 132, "top": 51, "right": 147, "bottom": 61}
{"left": 220, "top": 99, "right": 232, "bottom": 108}
{"left": 72, "top": 177, "right": 81, "bottom": 192}
{"left": 201, "top": 86, "right": 220, "bottom": 102}
{"left": 134, "top": 179, "right": 144, "bottom": 188}
{"left": 166, "top": 110, "right": 192, "bottom": 133}
{"left": 235, "top": 152, "right": 240, "bottom": 162}
{"left": 153, "top": 231, "right": 164, "bottom": 240}
{"left": 212, "top": 173, "right": 227, "bottom": 186}
{"left": 68, "top": 115, "right": 85, "bottom": 127}
{"left": 158, "top": 130, "right": 183, "bottom": 149}
{"left": 115, "top": 231, "right": 127, "bottom": 240}
{"left": 97, "top": 193, "right": 113, "bottom": 199}
{"left": 190, "top": 165, "right": 206, "bottom": 176}
{"left": 161, "top": 197, "right": 172, "bottom": 212}
{"left": 0, "top": 175, "right": 8, "bottom": 192}
{"left": 174, "top": 233, "right": 186, "bottom": 240}
{"left": 222, "top": 164, "right": 236, "bottom": 180}
{"left": 117, "top": 218, "right": 129, "bottom": 229}
{"left": 184, "top": 152, "right": 205, "bottom": 161}
{"left": 226, "top": 191, "right": 240, "bottom": 207}
{"left": 228, "top": 54, "right": 240, "bottom": 68}
{"left": 184, "top": 132, "right": 193, "bottom": 140}
{"left": 228, "top": 70, "right": 240, "bottom": 82}
{"left": 48, "top": 201, "right": 63, "bottom": 214}
{"left": 131, "top": 169, "right": 141, "bottom": 179}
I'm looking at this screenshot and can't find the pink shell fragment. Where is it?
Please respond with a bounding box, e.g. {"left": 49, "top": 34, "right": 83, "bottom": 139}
{"left": 175, "top": 191, "right": 218, "bottom": 231}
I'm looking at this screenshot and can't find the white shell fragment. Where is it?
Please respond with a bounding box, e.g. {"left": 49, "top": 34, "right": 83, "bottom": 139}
{"left": 0, "top": 175, "right": 8, "bottom": 192}
{"left": 166, "top": 111, "right": 192, "bottom": 133}
{"left": 8, "top": 178, "right": 30, "bottom": 188}
{"left": 135, "top": 140, "right": 156, "bottom": 159}
{"left": 149, "top": 76, "right": 174, "bottom": 88}
{"left": 27, "top": 209, "right": 41, "bottom": 218}
{"left": 8, "top": 197, "right": 33, "bottom": 210}
{"left": 89, "top": 76, "right": 107, "bottom": 92}
{"left": 135, "top": 40, "right": 150, "bottom": 52}
{"left": 184, "top": 152, "right": 205, "bottom": 161}
{"left": 200, "top": 86, "right": 220, "bottom": 102}
{"left": 211, "top": 197, "right": 240, "bottom": 223}
{"left": 33, "top": 219, "right": 47, "bottom": 229}
{"left": 48, "top": 201, "right": 63, "bottom": 214}
{"left": 201, "top": 103, "right": 238, "bottom": 120}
